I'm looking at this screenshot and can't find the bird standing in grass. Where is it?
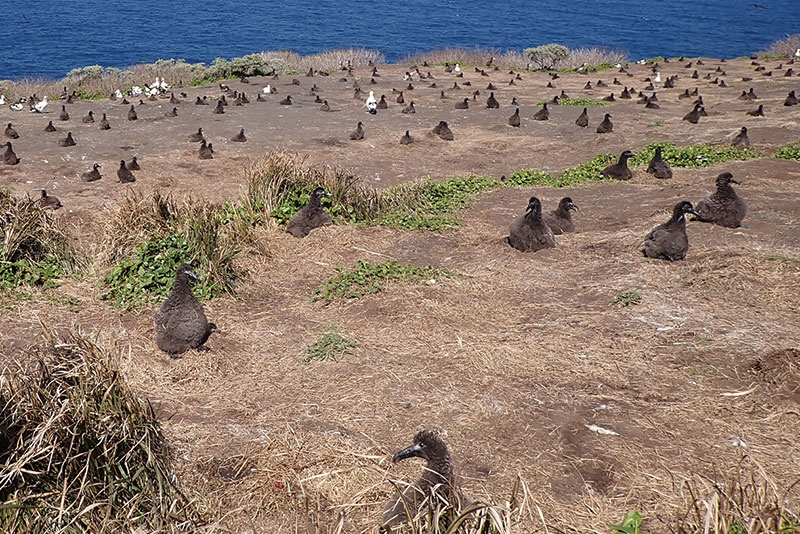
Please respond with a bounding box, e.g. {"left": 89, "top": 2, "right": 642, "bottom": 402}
{"left": 383, "top": 430, "right": 460, "bottom": 530}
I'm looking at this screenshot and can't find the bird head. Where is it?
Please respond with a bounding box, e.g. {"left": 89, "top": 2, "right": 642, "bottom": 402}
{"left": 717, "top": 172, "right": 740, "bottom": 186}
{"left": 675, "top": 201, "right": 700, "bottom": 218}
{"left": 560, "top": 197, "right": 579, "bottom": 212}
{"left": 525, "top": 196, "right": 541, "bottom": 215}
{"left": 393, "top": 430, "right": 449, "bottom": 463}
{"left": 177, "top": 263, "right": 199, "bottom": 282}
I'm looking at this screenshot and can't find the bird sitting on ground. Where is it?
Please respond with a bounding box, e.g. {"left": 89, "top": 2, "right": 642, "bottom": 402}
{"left": 543, "top": 197, "right": 579, "bottom": 234}
{"left": 286, "top": 187, "right": 332, "bottom": 238}
{"left": 4, "top": 123, "right": 19, "bottom": 139}
{"left": 693, "top": 172, "right": 748, "bottom": 228}
{"left": 382, "top": 430, "right": 463, "bottom": 530}
{"left": 366, "top": 90, "right": 377, "bottom": 114}
{"left": 117, "top": 160, "right": 135, "bottom": 182}
{"left": 505, "top": 196, "right": 556, "bottom": 252}
{"left": 601, "top": 150, "right": 635, "bottom": 180}
{"left": 3, "top": 142, "right": 19, "bottom": 165}
{"left": 154, "top": 264, "right": 216, "bottom": 355}
{"left": 38, "top": 189, "right": 62, "bottom": 210}
{"left": 31, "top": 96, "right": 48, "bottom": 113}
{"left": 81, "top": 163, "right": 102, "bottom": 182}
{"left": 432, "top": 121, "right": 454, "bottom": 140}
{"left": 646, "top": 147, "right": 672, "bottom": 179}
{"left": 643, "top": 201, "right": 699, "bottom": 261}
{"left": 731, "top": 126, "right": 750, "bottom": 147}
{"left": 198, "top": 140, "right": 214, "bottom": 159}
{"left": 596, "top": 113, "right": 613, "bottom": 133}
{"left": 349, "top": 121, "right": 365, "bottom": 140}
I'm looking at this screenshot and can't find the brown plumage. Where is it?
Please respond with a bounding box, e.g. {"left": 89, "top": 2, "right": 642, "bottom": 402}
{"left": 59, "top": 132, "right": 76, "bottom": 147}
{"left": 213, "top": 100, "right": 225, "bottom": 114}
{"left": 646, "top": 147, "right": 672, "bottom": 179}
{"left": 189, "top": 128, "right": 204, "bottom": 142}
{"left": 694, "top": 173, "right": 747, "bottom": 228}
{"left": 45, "top": 120, "right": 57, "bottom": 132}
{"left": 400, "top": 130, "right": 413, "bottom": 145}
{"left": 286, "top": 187, "right": 332, "bottom": 237}
{"left": 508, "top": 108, "right": 520, "bottom": 127}
{"left": 127, "top": 105, "right": 137, "bottom": 121}
{"left": 533, "top": 103, "right": 549, "bottom": 120}
{"left": 486, "top": 92, "right": 499, "bottom": 108}
{"left": 784, "top": 91, "right": 798, "bottom": 106}
{"left": 165, "top": 107, "right": 178, "bottom": 117}
{"left": 99, "top": 113, "right": 111, "bottom": 130}
{"left": 82, "top": 111, "right": 95, "bottom": 123}
{"left": 382, "top": 430, "right": 460, "bottom": 530}
{"left": 575, "top": 107, "right": 589, "bottom": 127}
{"left": 279, "top": 95, "right": 292, "bottom": 105}
{"left": 432, "top": 121, "right": 453, "bottom": 141}
{"left": 596, "top": 113, "right": 613, "bottom": 133}
{"left": 127, "top": 156, "right": 141, "bottom": 171}
{"left": 731, "top": 126, "right": 750, "bottom": 147}
{"left": 601, "top": 150, "right": 635, "bottom": 180}
{"left": 232, "top": 128, "right": 247, "bottom": 142}
{"left": 198, "top": 140, "right": 214, "bottom": 159}
{"left": 683, "top": 104, "right": 702, "bottom": 124}
{"left": 154, "top": 264, "right": 215, "bottom": 355}
{"left": 81, "top": 163, "right": 102, "bottom": 182}
{"left": 38, "top": 189, "right": 62, "bottom": 210}
{"left": 643, "top": 201, "right": 699, "bottom": 261}
{"left": 5, "top": 123, "right": 19, "bottom": 139}
{"left": 542, "top": 197, "right": 579, "bottom": 235}
{"left": 454, "top": 98, "right": 469, "bottom": 110}
{"left": 59, "top": 105, "right": 70, "bottom": 121}
{"left": 402, "top": 101, "right": 416, "bottom": 114}
{"left": 505, "top": 196, "right": 556, "bottom": 252}
{"left": 377, "top": 95, "right": 388, "bottom": 109}
{"left": 117, "top": 160, "right": 135, "bottom": 183}
{"left": 349, "top": 121, "right": 365, "bottom": 140}
{"left": 746, "top": 104, "right": 764, "bottom": 117}
{"left": 3, "top": 142, "right": 20, "bottom": 165}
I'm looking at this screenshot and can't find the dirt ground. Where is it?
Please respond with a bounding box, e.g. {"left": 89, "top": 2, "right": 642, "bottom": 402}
{"left": 1, "top": 56, "right": 799, "bottom": 533}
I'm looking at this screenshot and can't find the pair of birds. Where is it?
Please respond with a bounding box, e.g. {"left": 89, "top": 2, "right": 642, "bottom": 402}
{"left": 505, "top": 197, "right": 579, "bottom": 252}
{"left": 600, "top": 149, "right": 672, "bottom": 181}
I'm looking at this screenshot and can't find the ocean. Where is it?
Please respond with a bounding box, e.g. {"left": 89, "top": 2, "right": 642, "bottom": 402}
{"left": 1, "top": 0, "right": 798, "bottom": 80}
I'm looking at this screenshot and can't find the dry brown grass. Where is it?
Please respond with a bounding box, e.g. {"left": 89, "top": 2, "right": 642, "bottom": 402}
{"left": 560, "top": 47, "right": 629, "bottom": 70}
{"left": 401, "top": 48, "right": 526, "bottom": 68}
{"left": 0, "top": 328, "right": 200, "bottom": 532}
{"left": 759, "top": 34, "right": 800, "bottom": 57}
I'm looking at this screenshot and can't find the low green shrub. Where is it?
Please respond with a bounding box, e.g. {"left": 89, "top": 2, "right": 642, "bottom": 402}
{"left": 560, "top": 153, "right": 615, "bottom": 186}
{"left": 303, "top": 330, "right": 357, "bottom": 362}
{"left": 524, "top": 44, "right": 570, "bottom": 69}
{"left": 312, "top": 260, "right": 458, "bottom": 303}
{"left": 0, "top": 258, "right": 65, "bottom": 289}
{"left": 611, "top": 290, "right": 643, "bottom": 307}
{"left": 630, "top": 142, "right": 761, "bottom": 168}
{"left": 773, "top": 144, "right": 800, "bottom": 160}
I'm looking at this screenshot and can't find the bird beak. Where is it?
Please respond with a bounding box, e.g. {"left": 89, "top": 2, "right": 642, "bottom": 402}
{"left": 730, "top": 179, "right": 740, "bottom": 184}
{"left": 187, "top": 270, "right": 199, "bottom": 282}
{"left": 688, "top": 208, "right": 700, "bottom": 218}
{"left": 325, "top": 192, "right": 333, "bottom": 197}
{"left": 393, "top": 443, "right": 423, "bottom": 463}
{"left": 568, "top": 202, "right": 579, "bottom": 211}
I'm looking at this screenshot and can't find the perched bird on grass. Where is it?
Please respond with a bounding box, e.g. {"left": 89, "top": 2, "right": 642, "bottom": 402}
{"left": 286, "top": 187, "right": 332, "bottom": 238}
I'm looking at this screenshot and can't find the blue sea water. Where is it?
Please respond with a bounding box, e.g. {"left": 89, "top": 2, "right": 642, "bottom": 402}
{"left": 1, "top": 0, "right": 798, "bottom": 80}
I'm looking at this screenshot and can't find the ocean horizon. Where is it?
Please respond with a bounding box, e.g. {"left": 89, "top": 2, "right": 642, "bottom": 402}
{"left": 1, "top": 0, "right": 799, "bottom": 80}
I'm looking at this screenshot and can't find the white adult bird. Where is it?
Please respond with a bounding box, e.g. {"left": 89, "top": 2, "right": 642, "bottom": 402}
{"left": 149, "top": 77, "right": 160, "bottom": 90}
{"left": 32, "top": 95, "right": 48, "bottom": 113}
{"left": 262, "top": 85, "right": 272, "bottom": 94}
{"left": 795, "top": 48, "right": 800, "bottom": 58}
{"left": 365, "top": 90, "right": 377, "bottom": 114}
{"left": 10, "top": 102, "right": 23, "bottom": 111}
{"left": 114, "top": 89, "right": 124, "bottom": 99}
{"left": 131, "top": 86, "right": 143, "bottom": 96}
{"left": 159, "top": 78, "right": 170, "bottom": 92}
{"left": 454, "top": 63, "right": 461, "bottom": 73}
{"left": 614, "top": 63, "right": 622, "bottom": 68}
{"left": 403, "top": 71, "right": 413, "bottom": 81}
{"left": 654, "top": 72, "right": 661, "bottom": 84}
{"left": 0, "top": 95, "right": 5, "bottom": 105}
{"left": 637, "top": 59, "right": 646, "bottom": 65}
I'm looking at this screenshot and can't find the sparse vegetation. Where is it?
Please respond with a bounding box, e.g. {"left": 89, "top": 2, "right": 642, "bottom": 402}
{"left": 773, "top": 144, "right": 800, "bottom": 160}
{"left": 560, "top": 153, "right": 616, "bottom": 186}
{"left": 765, "top": 254, "right": 800, "bottom": 264}
{"left": 0, "top": 189, "right": 80, "bottom": 289}
{"left": 0, "top": 329, "right": 198, "bottom": 532}
{"left": 630, "top": 142, "right": 761, "bottom": 168}
{"left": 100, "top": 192, "right": 243, "bottom": 310}
{"left": 759, "top": 34, "right": 800, "bottom": 58}
{"left": 647, "top": 120, "right": 666, "bottom": 128}
{"left": 303, "top": 329, "right": 357, "bottom": 362}
{"left": 312, "top": 260, "right": 458, "bottom": 303}
{"left": 557, "top": 97, "right": 609, "bottom": 107}
{"left": 612, "top": 289, "right": 643, "bottom": 307}
{"left": 610, "top": 510, "right": 643, "bottom": 534}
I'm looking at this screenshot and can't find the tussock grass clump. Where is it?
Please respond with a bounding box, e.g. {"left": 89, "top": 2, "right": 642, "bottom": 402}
{"left": 675, "top": 460, "right": 799, "bottom": 534}
{"left": 401, "top": 47, "right": 527, "bottom": 68}
{"left": 772, "top": 144, "right": 800, "bottom": 161}
{"left": 0, "top": 189, "right": 81, "bottom": 288}
{"left": 759, "top": 34, "right": 800, "bottom": 58}
{"left": 312, "top": 260, "right": 459, "bottom": 303}
{"left": 631, "top": 142, "right": 761, "bottom": 168}
{"left": 100, "top": 191, "right": 244, "bottom": 310}
{"left": 559, "top": 47, "right": 627, "bottom": 70}
{"left": 0, "top": 329, "right": 199, "bottom": 532}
